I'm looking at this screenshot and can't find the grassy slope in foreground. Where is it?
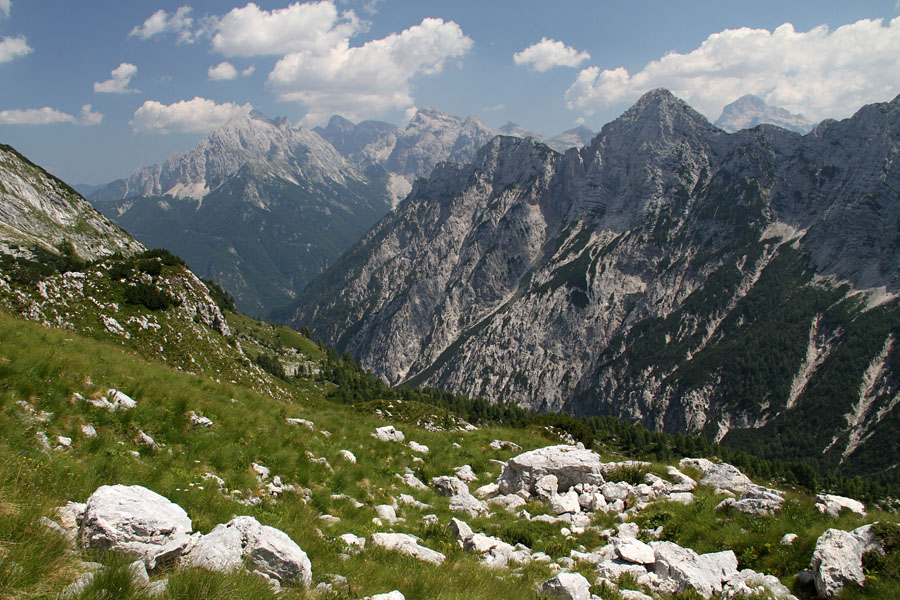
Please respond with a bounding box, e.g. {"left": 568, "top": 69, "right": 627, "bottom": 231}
{"left": 1, "top": 309, "right": 899, "bottom": 599}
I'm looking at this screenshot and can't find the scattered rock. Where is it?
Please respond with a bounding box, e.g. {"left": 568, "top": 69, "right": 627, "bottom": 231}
{"left": 286, "top": 418, "right": 314, "bottom": 429}
{"left": 188, "top": 411, "right": 213, "bottom": 427}
{"left": 616, "top": 538, "right": 656, "bottom": 565}
{"left": 431, "top": 476, "right": 469, "bottom": 497}
{"left": 781, "top": 533, "right": 798, "bottom": 546}
{"left": 499, "top": 445, "right": 605, "bottom": 495}
{"left": 679, "top": 458, "right": 751, "bottom": 493}
{"left": 108, "top": 388, "right": 137, "bottom": 410}
{"left": 372, "top": 426, "right": 404, "bottom": 442}
{"left": 339, "top": 449, "right": 357, "bottom": 464}
{"left": 370, "top": 532, "right": 445, "bottom": 565}
{"left": 184, "top": 515, "right": 312, "bottom": 587}
{"left": 375, "top": 505, "right": 398, "bottom": 524}
{"left": 815, "top": 494, "right": 866, "bottom": 518}
{"left": 449, "top": 493, "right": 489, "bottom": 518}
{"left": 651, "top": 541, "right": 739, "bottom": 597}
{"left": 407, "top": 441, "right": 429, "bottom": 454}
{"left": 365, "top": 591, "right": 405, "bottom": 600}
{"left": 489, "top": 440, "right": 521, "bottom": 451}
{"left": 537, "top": 572, "right": 592, "bottom": 600}
{"left": 79, "top": 485, "right": 193, "bottom": 571}
{"left": 810, "top": 524, "right": 879, "bottom": 598}
{"left": 454, "top": 464, "right": 477, "bottom": 482}
{"left": 81, "top": 424, "right": 97, "bottom": 438}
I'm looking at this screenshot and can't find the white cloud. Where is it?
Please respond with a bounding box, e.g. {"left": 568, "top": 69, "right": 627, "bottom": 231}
{"left": 483, "top": 103, "right": 506, "bottom": 111}
{"left": 513, "top": 37, "right": 590, "bottom": 72}
{"left": 211, "top": 1, "right": 364, "bottom": 57}
{"left": 94, "top": 63, "right": 139, "bottom": 94}
{"left": 565, "top": 18, "right": 900, "bottom": 122}
{"left": 0, "top": 35, "right": 32, "bottom": 63}
{"left": 208, "top": 61, "right": 238, "bottom": 80}
{"left": 269, "top": 16, "right": 473, "bottom": 124}
{"left": 0, "top": 0, "right": 11, "bottom": 19}
{"left": 0, "top": 104, "right": 102, "bottom": 126}
{"left": 131, "top": 97, "right": 253, "bottom": 134}
{"left": 207, "top": 61, "right": 255, "bottom": 80}
{"left": 130, "top": 6, "right": 196, "bottom": 43}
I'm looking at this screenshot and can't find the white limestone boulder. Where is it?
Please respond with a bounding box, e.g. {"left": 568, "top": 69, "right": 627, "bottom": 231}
{"left": 372, "top": 426, "right": 404, "bottom": 442}
{"left": 370, "top": 533, "right": 445, "bottom": 565}
{"left": 499, "top": 445, "right": 605, "bottom": 495}
{"left": 183, "top": 515, "right": 311, "bottom": 587}
{"left": 651, "top": 541, "right": 739, "bottom": 597}
{"left": 537, "top": 572, "right": 592, "bottom": 600}
{"left": 815, "top": 494, "right": 866, "bottom": 518}
{"left": 811, "top": 524, "right": 879, "bottom": 598}
{"left": 431, "top": 475, "right": 469, "bottom": 497}
{"left": 679, "top": 458, "right": 751, "bottom": 493}
{"left": 79, "top": 485, "right": 192, "bottom": 571}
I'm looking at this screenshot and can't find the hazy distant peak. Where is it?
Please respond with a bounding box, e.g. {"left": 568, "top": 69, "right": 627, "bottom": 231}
{"left": 716, "top": 94, "right": 814, "bottom": 134}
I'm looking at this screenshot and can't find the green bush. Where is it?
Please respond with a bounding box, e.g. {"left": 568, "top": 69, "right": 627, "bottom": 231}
{"left": 124, "top": 283, "right": 180, "bottom": 311}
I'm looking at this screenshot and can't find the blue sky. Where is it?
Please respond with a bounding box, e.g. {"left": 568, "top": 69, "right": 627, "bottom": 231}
{"left": 1, "top": 0, "right": 898, "bottom": 184}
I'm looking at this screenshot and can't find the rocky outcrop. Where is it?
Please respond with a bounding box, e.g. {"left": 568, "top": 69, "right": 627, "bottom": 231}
{"left": 0, "top": 144, "right": 143, "bottom": 260}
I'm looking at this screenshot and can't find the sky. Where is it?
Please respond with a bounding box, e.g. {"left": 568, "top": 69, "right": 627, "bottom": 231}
{"left": 1, "top": 1, "right": 899, "bottom": 185}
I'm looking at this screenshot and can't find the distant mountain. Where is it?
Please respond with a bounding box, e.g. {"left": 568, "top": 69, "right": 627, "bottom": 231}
{"left": 715, "top": 94, "right": 814, "bottom": 134}
{"left": 499, "top": 122, "right": 595, "bottom": 153}
{"left": 290, "top": 89, "right": 900, "bottom": 482}
{"left": 0, "top": 144, "right": 142, "bottom": 260}
{"left": 89, "top": 112, "right": 392, "bottom": 316}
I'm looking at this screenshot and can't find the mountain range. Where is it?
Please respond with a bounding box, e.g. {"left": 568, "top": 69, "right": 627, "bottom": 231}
{"left": 288, "top": 89, "right": 900, "bottom": 482}
{"left": 87, "top": 108, "right": 594, "bottom": 316}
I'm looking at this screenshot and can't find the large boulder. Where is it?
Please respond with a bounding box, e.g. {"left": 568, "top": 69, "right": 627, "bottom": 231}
{"left": 538, "top": 572, "right": 592, "bottom": 600}
{"left": 651, "top": 541, "right": 739, "bottom": 597}
{"left": 498, "top": 445, "right": 605, "bottom": 495}
{"left": 718, "top": 484, "right": 785, "bottom": 516}
{"left": 79, "top": 485, "right": 192, "bottom": 570}
{"left": 679, "top": 458, "right": 752, "bottom": 493}
{"left": 811, "top": 524, "right": 879, "bottom": 598}
{"left": 815, "top": 494, "right": 866, "bottom": 518}
{"left": 184, "top": 516, "right": 312, "bottom": 587}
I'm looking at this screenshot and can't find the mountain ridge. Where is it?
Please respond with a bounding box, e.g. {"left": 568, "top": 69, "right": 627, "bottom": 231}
{"left": 289, "top": 90, "right": 900, "bottom": 481}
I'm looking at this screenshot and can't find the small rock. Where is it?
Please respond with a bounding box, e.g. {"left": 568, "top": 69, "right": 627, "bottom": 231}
{"left": 408, "top": 441, "right": 429, "bottom": 454}
{"left": 780, "top": 533, "right": 798, "bottom": 546}
{"left": 81, "top": 424, "right": 97, "bottom": 438}
{"left": 375, "top": 505, "right": 398, "bottom": 523}
{"left": 372, "top": 426, "right": 404, "bottom": 442}
{"left": 339, "top": 449, "right": 357, "bottom": 463}
{"left": 454, "top": 464, "right": 477, "bottom": 482}
{"left": 370, "top": 532, "right": 445, "bottom": 565}
{"left": 286, "top": 418, "right": 314, "bottom": 429}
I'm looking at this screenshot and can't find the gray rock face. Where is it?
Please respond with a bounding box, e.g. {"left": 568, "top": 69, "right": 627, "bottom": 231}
{"left": 295, "top": 90, "right": 900, "bottom": 477}
{"left": 0, "top": 145, "right": 143, "bottom": 260}
{"left": 715, "top": 94, "right": 814, "bottom": 134}
{"left": 79, "top": 485, "right": 193, "bottom": 570}
{"left": 184, "top": 515, "right": 312, "bottom": 587}
{"left": 498, "top": 445, "right": 605, "bottom": 495}
{"left": 811, "top": 524, "right": 879, "bottom": 598}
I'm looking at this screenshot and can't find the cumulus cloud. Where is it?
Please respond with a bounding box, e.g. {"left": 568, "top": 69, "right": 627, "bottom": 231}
{"left": 565, "top": 18, "right": 900, "bottom": 122}
{"left": 0, "top": 35, "right": 32, "bottom": 63}
{"left": 131, "top": 97, "right": 253, "bottom": 134}
{"left": 513, "top": 37, "right": 590, "bottom": 72}
{"left": 269, "top": 16, "right": 473, "bottom": 124}
{"left": 94, "top": 63, "right": 139, "bottom": 94}
{"left": 0, "top": 104, "right": 102, "bottom": 126}
{"left": 0, "top": 0, "right": 10, "bottom": 19}
{"left": 130, "top": 6, "right": 197, "bottom": 43}
{"left": 207, "top": 61, "right": 255, "bottom": 80}
{"left": 208, "top": 61, "right": 238, "bottom": 80}
{"left": 211, "top": 1, "right": 364, "bottom": 57}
